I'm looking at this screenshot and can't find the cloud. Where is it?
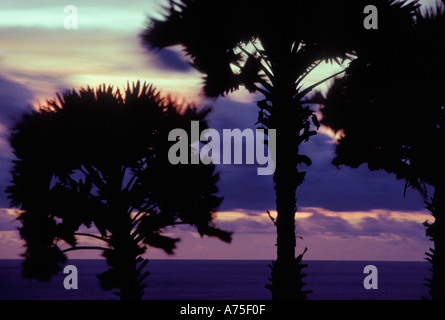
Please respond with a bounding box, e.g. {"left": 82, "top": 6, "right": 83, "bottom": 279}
{"left": 214, "top": 207, "right": 431, "bottom": 242}
{"left": 0, "top": 0, "right": 165, "bottom": 30}
{"left": 297, "top": 132, "right": 428, "bottom": 212}
{"left": 203, "top": 97, "right": 429, "bottom": 214}
{"left": 202, "top": 98, "right": 276, "bottom": 211}
{"left": 0, "top": 231, "right": 25, "bottom": 258}
{"left": 0, "top": 6, "right": 203, "bottom": 103}
{"left": 0, "top": 208, "right": 21, "bottom": 231}
{"left": 149, "top": 48, "right": 193, "bottom": 72}
{"left": 0, "top": 74, "right": 34, "bottom": 127}
{"left": 206, "top": 97, "right": 258, "bottom": 130}
{"left": 0, "top": 75, "right": 35, "bottom": 208}
{"left": 0, "top": 206, "right": 431, "bottom": 260}
{"left": 148, "top": 207, "right": 431, "bottom": 260}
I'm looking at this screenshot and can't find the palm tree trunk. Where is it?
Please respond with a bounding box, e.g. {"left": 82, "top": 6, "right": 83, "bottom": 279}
{"left": 434, "top": 186, "right": 445, "bottom": 300}
{"left": 266, "top": 84, "right": 310, "bottom": 299}
{"left": 426, "top": 187, "right": 445, "bottom": 300}
{"left": 112, "top": 224, "right": 142, "bottom": 300}
{"left": 107, "top": 168, "right": 143, "bottom": 300}
{"left": 258, "top": 39, "right": 311, "bottom": 299}
{"left": 270, "top": 137, "right": 298, "bottom": 300}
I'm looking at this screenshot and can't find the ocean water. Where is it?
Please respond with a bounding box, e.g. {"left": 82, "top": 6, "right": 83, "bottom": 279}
{"left": 0, "top": 259, "right": 430, "bottom": 300}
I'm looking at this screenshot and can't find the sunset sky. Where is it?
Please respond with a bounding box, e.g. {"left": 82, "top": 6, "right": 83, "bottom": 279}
{"left": 0, "top": 0, "right": 436, "bottom": 261}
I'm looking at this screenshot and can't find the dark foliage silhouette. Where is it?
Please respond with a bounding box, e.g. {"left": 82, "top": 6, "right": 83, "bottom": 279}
{"left": 141, "top": 0, "right": 418, "bottom": 299}
{"left": 7, "top": 82, "right": 231, "bottom": 300}
{"left": 321, "top": 1, "right": 445, "bottom": 299}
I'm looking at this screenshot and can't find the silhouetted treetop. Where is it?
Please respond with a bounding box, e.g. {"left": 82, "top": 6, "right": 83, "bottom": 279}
{"left": 143, "top": 0, "right": 420, "bottom": 99}
{"left": 321, "top": 1, "right": 445, "bottom": 300}
{"left": 7, "top": 82, "right": 231, "bottom": 286}
{"left": 321, "top": 1, "right": 445, "bottom": 193}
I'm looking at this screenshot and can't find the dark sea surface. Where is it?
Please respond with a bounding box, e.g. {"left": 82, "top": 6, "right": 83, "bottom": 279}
{"left": 0, "top": 259, "right": 430, "bottom": 300}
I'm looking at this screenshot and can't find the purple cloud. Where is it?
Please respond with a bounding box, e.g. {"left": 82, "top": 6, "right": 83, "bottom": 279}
{"left": 204, "top": 98, "right": 428, "bottom": 214}
{"left": 0, "top": 75, "right": 34, "bottom": 208}
{"left": 0, "top": 75, "right": 34, "bottom": 126}
{"left": 215, "top": 208, "right": 428, "bottom": 244}
{"left": 149, "top": 48, "right": 193, "bottom": 72}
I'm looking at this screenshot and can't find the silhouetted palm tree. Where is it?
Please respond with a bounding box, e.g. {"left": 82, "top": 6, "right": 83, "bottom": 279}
{"left": 7, "top": 82, "right": 231, "bottom": 300}
{"left": 140, "top": 0, "right": 417, "bottom": 299}
{"left": 321, "top": 1, "right": 445, "bottom": 299}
